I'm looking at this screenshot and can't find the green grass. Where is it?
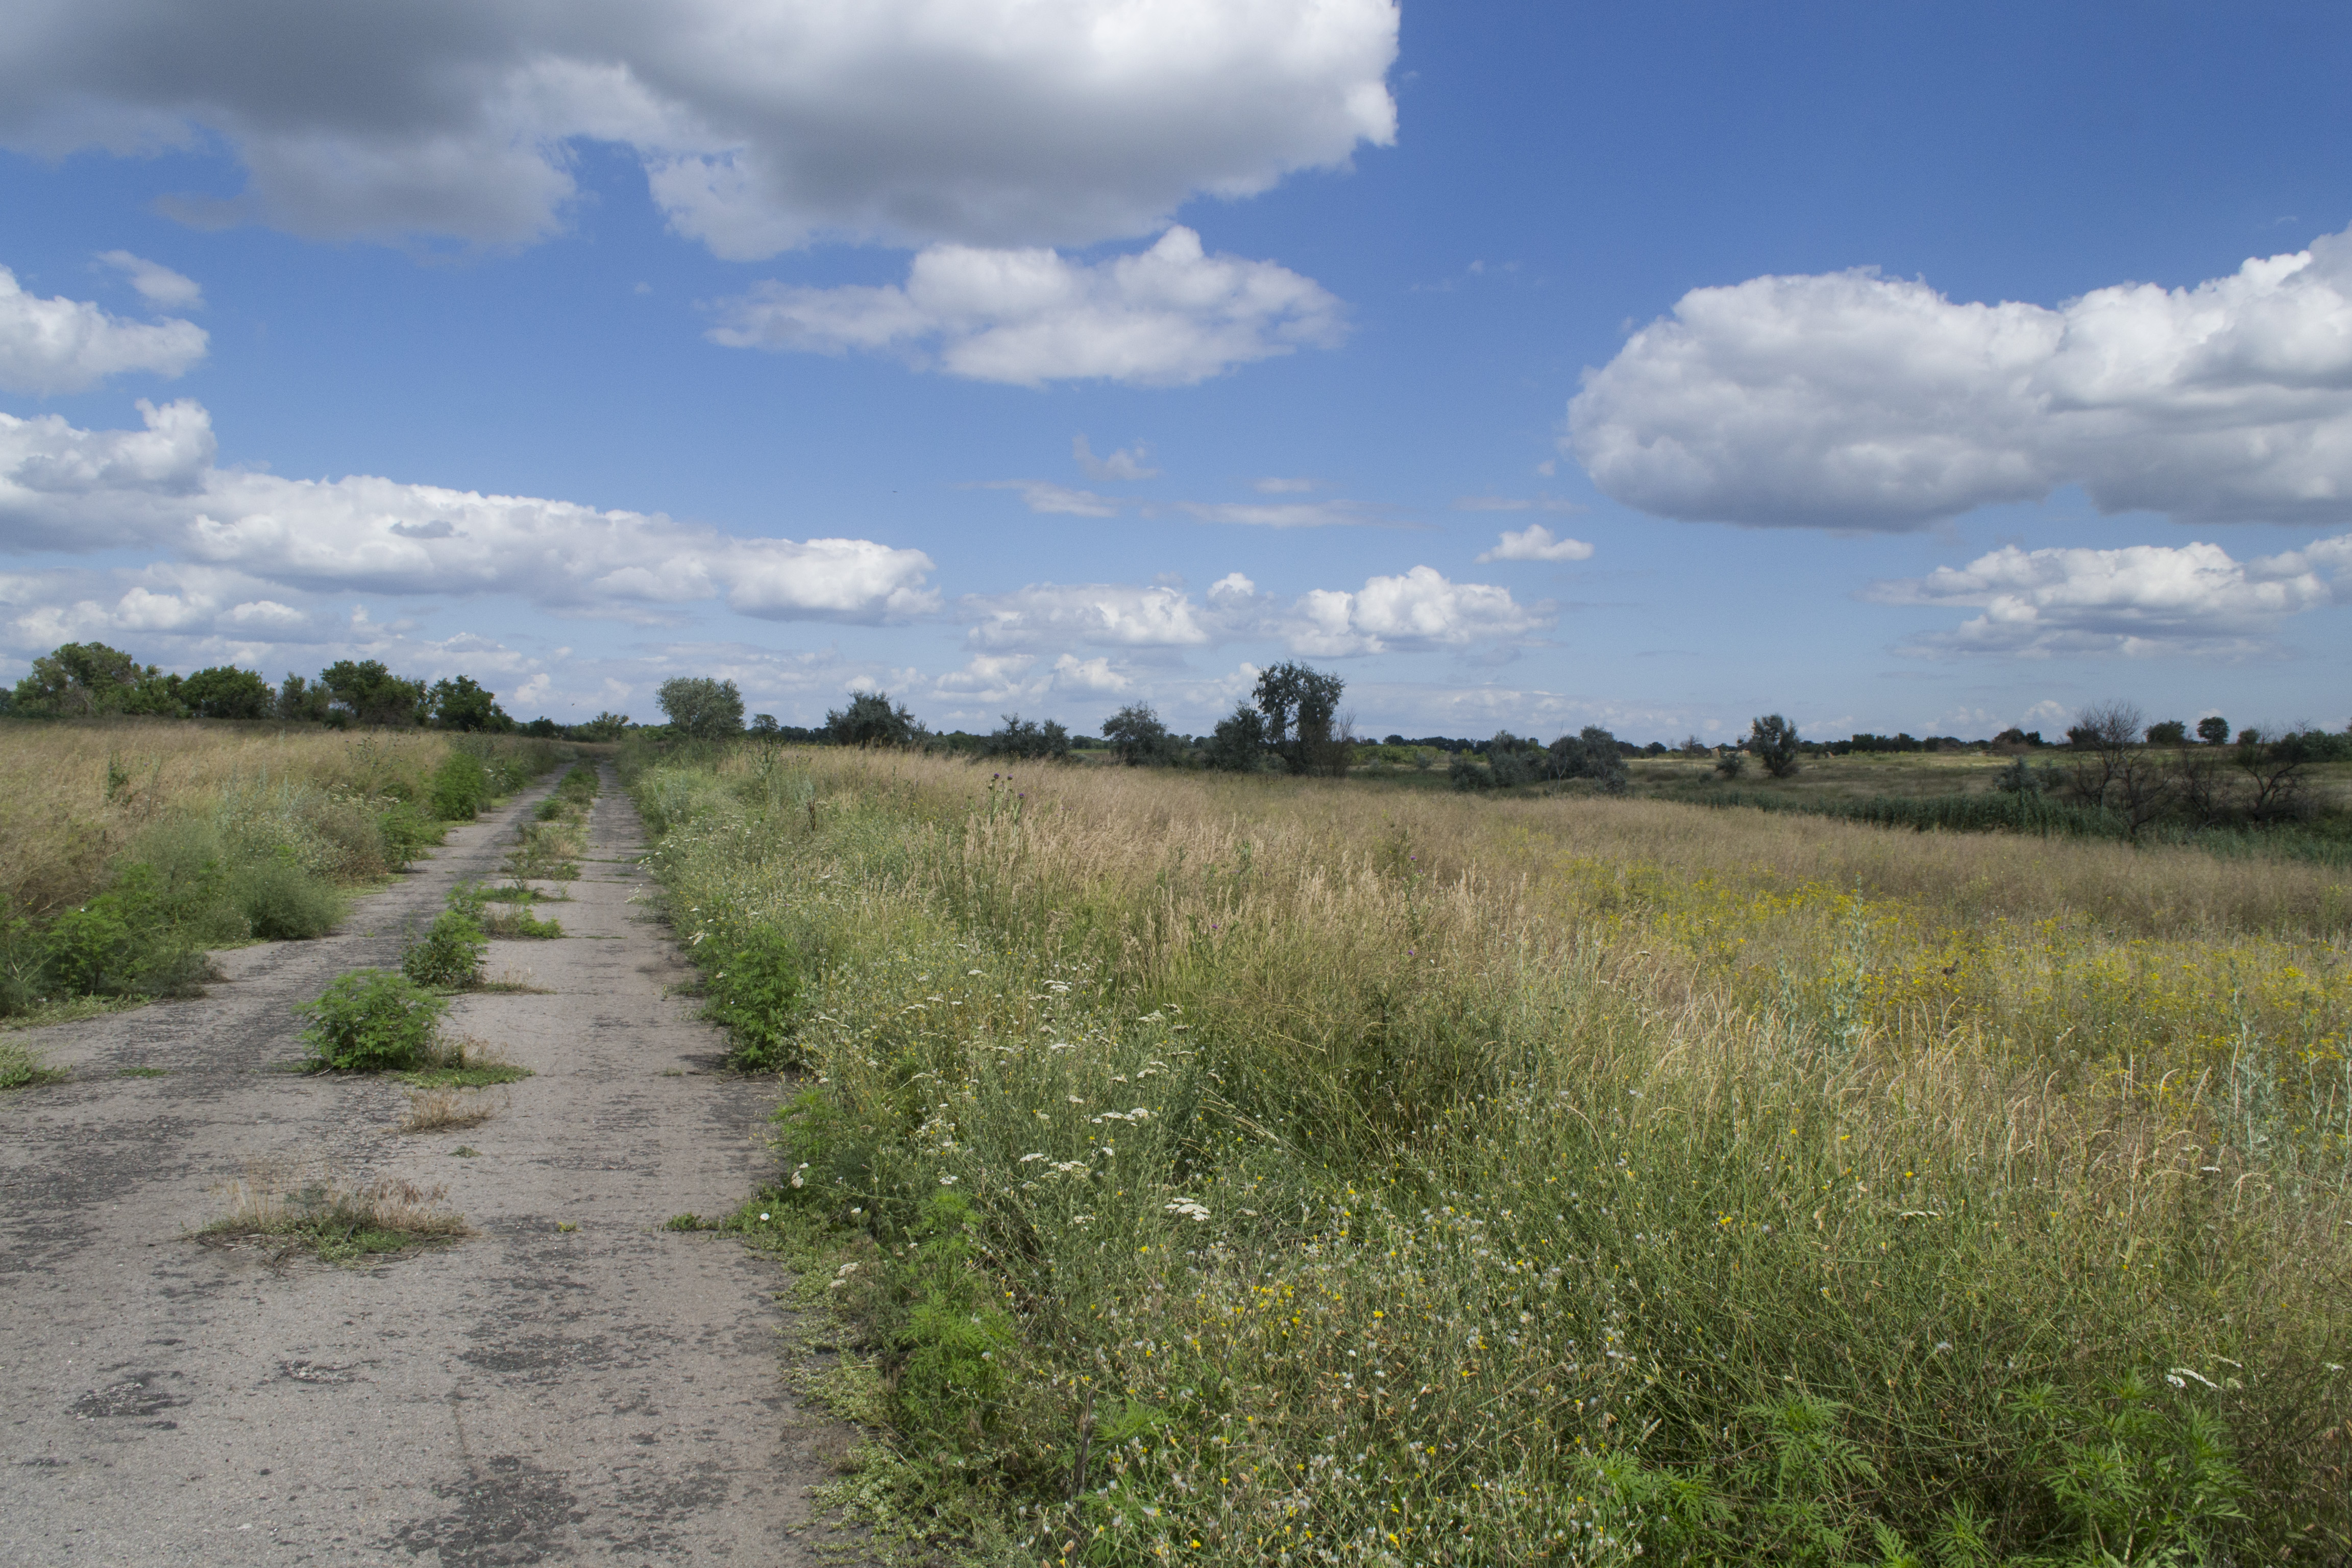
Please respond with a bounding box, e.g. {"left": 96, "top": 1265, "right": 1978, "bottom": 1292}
{"left": 114, "top": 1065, "right": 167, "bottom": 1077}
{"left": 2, "top": 1037, "right": 67, "bottom": 1088}
{"left": 622, "top": 742, "right": 2352, "bottom": 1566}
{"left": 200, "top": 1175, "right": 468, "bottom": 1263}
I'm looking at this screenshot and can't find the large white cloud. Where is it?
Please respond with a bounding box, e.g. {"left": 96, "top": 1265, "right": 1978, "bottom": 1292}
{"left": 961, "top": 565, "right": 1548, "bottom": 657}
{"left": 0, "top": 1, "right": 1397, "bottom": 256}
{"left": 0, "top": 400, "right": 935, "bottom": 623}
{"left": 0, "top": 266, "right": 207, "bottom": 394}
{"left": 1865, "top": 536, "right": 2349, "bottom": 656}
{"left": 710, "top": 227, "right": 1345, "bottom": 386}
{"left": 1569, "top": 225, "right": 2352, "bottom": 530}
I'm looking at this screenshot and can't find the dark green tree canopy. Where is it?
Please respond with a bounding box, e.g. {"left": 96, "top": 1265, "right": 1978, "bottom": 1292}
{"left": 10, "top": 642, "right": 181, "bottom": 718}
{"left": 321, "top": 659, "right": 428, "bottom": 726}
{"left": 181, "top": 666, "right": 275, "bottom": 720}
{"left": 658, "top": 676, "right": 746, "bottom": 739}
{"left": 1101, "top": 702, "right": 1179, "bottom": 766}
{"left": 1746, "top": 714, "right": 1802, "bottom": 778}
{"left": 982, "top": 713, "right": 1070, "bottom": 761}
{"left": 1204, "top": 703, "right": 1268, "bottom": 772}
{"left": 2196, "top": 715, "right": 2231, "bottom": 747}
{"left": 1253, "top": 662, "right": 1348, "bottom": 775}
{"left": 823, "top": 690, "right": 918, "bottom": 748}
{"left": 430, "top": 674, "right": 512, "bottom": 731}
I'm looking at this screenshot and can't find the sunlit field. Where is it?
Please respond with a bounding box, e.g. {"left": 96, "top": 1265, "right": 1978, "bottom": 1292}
{"left": 630, "top": 743, "right": 2352, "bottom": 1565}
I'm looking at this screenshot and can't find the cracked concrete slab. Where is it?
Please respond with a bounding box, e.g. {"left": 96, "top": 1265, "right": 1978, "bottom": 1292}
{"left": 1, "top": 766, "right": 864, "bottom": 1566}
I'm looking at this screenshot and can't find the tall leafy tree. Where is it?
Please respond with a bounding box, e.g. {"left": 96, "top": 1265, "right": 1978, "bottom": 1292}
{"left": 1253, "top": 661, "right": 1347, "bottom": 775}
{"left": 658, "top": 676, "right": 747, "bottom": 740}
{"left": 430, "top": 674, "right": 512, "bottom": 731}
{"left": 320, "top": 660, "right": 428, "bottom": 726}
{"left": 1101, "top": 701, "right": 1179, "bottom": 766}
{"left": 1746, "top": 714, "right": 1803, "bottom": 778}
{"left": 181, "top": 666, "right": 275, "bottom": 720}
{"left": 822, "top": 690, "right": 917, "bottom": 748}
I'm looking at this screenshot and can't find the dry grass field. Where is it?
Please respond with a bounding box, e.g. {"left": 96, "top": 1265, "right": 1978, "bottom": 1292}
{"left": 631, "top": 743, "right": 2352, "bottom": 1564}
{"left": 0, "top": 718, "right": 459, "bottom": 918}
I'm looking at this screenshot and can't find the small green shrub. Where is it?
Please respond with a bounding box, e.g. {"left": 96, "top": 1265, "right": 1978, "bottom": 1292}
{"left": 484, "top": 905, "right": 562, "bottom": 938}
{"left": 429, "top": 750, "right": 491, "bottom": 820}
{"left": 232, "top": 856, "right": 344, "bottom": 940}
{"left": 401, "top": 911, "right": 487, "bottom": 989}
{"left": 41, "top": 867, "right": 208, "bottom": 998}
{"left": 532, "top": 796, "right": 567, "bottom": 821}
{"left": 377, "top": 799, "right": 442, "bottom": 864}
{"left": 700, "top": 925, "right": 803, "bottom": 1069}
{"left": 298, "top": 969, "right": 447, "bottom": 1070}
{"left": 2, "top": 1037, "right": 64, "bottom": 1090}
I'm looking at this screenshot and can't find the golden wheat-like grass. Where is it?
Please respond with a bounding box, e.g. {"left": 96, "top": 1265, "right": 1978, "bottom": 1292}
{"left": 0, "top": 719, "right": 455, "bottom": 916}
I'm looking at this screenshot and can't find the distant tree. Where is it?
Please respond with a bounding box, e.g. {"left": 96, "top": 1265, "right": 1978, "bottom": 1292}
{"left": 658, "top": 676, "right": 746, "bottom": 740}
{"left": 2144, "top": 719, "right": 2189, "bottom": 747}
{"left": 1746, "top": 714, "right": 1802, "bottom": 778}
{"left": 1253, "top": 662, "right": 1348, "bottom": 776}
{"left": 2234, "top": 729, "right": 2315, "bottom": 823}
{"left": 521, "top": 717, "right": 560, "bottom": 738}
{"left": 2063, "top": 700, "right": 2146, "bottom": 808}
{"left": 181, "top": 665, "right": 274, "bottom": 720}
{"left": 574, "top": 711, "right": 631, "bottom": 743}
{"left": 749, "top": 713, "right": 780, "bottom": 737}
{"left": 1715, "top": 747, "right": 1747, "bottom": 779}
{"left": 276, "top": 673, "right": 332, "bottom": 723}
{"left": 1204, "top": 704, "right": 1268, "bottom": 772}
{"left": 11, "top": 642, "right": 180, "bottom": 717}
{"left": 321, "top": 660, "right": 428, "bottom": 727}
{"left": 2196, "top": 715, "right": 2231, "bottom": 747}
{"left": 823, "top": 690, "right": 918, "bottom": 748}
{"left": 982, "top": 713, "right": 1071, "bottom": 761}
{"left": 1548, "top": 726, "right": 1631, "bottom": 794}
{"left": 430, "top": 674, "right": 511, "bottom": 731}
{"left": 1101, "top": 702, "right": 1180, "bottom": 766}
{"left": 1993, "top": 727, "right": 2029, "bottom": 748}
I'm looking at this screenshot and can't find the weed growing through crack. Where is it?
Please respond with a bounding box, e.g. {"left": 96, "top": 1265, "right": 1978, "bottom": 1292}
{"left": 115, "top": 1065, "right": 168, "bottom": 1078}
{"left": 1, "top": 1037, "right": 65, "bottom": 1089}
{"left": 204, "top": 1167, "right": 468, "bottom": 1263}
{"left": 401, "top": 909, "right": 487, "bottom": 988}
{"left": 398, "top": 1084, "right": 507, "bottom": 1133}
{"left": 398, "top": 1034, "right": 531, "bottom": 1088}
{"left": 449, "top": 880, "right": 564, "bottom": 937}
{"left": 298, "top": 969, "right": 447, "bottom": 1070}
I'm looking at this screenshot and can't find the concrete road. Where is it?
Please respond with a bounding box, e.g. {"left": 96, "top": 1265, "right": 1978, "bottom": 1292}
{"left": 1, "top": 766, "right": 859, "bottom": 1565}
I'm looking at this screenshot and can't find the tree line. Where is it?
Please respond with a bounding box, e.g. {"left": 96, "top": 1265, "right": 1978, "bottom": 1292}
{"left": 1, "top": 640, "right": 629, "bottom": 739}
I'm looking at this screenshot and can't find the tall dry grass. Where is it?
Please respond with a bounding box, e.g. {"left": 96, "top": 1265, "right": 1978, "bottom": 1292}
{"left": 0, "top": 719, "right": 457, "bottom": 917}
{"left": 633, "top": 745, "right": 2352, "bottom": 1562}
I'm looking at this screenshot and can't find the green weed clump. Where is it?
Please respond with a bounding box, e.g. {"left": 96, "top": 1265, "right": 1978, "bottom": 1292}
{"left": 1, "top": 1036, "right": 65, "bottom": 1089}
{"left": 204, "top": 1172, "right": 467, "bottom": 1262}
{"left": 298, "top": 969, "right": 448, "bottom": 1070}
{"left": 623, "top": 744, "right": 2352, "bottom": 1566}
{"left": 402, "top": 910, "right": 487, "bottom": 989}
{"left": 429, "top": 749, "right": 492, "bottom": 819}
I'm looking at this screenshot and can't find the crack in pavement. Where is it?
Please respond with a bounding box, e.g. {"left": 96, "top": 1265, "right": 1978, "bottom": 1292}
{"left": 1, "top": 764, "right": 866, "bottom": 1565}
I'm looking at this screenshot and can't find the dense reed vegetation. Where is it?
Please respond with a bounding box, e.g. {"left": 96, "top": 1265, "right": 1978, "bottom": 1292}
{"left": 633, "top": 743, "right": 2350, "bottom": 1564}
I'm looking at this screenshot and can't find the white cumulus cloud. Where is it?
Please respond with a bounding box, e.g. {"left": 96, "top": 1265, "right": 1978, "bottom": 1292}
{"left": 95, "top": 250, "right": 204, "bottom": 309}
{"left": 0, "top": 400, "right": 935, "bottom": 624}
{"left": 1864, "top": 536, "right": 2348, "bottom": 656}
{"left": 1073, "top": 435, "right": 1158, "bottom": 481}
{"left": 0, "top": 2, "right": 1397, "bottom": 255}
{"left": 1569, "top": 224, "right": 2352, "bottom": 530}
{"left": 964, "top": 582, "right": 1212, "bottom": 650}
{"left": 0, "top": 267, "right": 207, "bottom": 395}
{"left": 1289, "top": 566, "right": 1549, "bottom": 656}
{"left": 1476, "top": 523, "right": 1594, "bottom": 564}
{"left": 710, "top": 227, "right": 1346, "bottom": 387}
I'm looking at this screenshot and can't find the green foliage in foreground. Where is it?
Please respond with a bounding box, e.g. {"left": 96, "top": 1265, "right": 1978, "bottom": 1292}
{"left": 628, "top": 755, "right": 2350, "bottom": 1566}
{"left": 1, "top": 1036, "right": 65, "bottom": 1089}
{"left": 401, "top": 910, "right": 487, "bottom": 989}
{"left": 298, "top": 969, "right": 448, "bottom": 1070}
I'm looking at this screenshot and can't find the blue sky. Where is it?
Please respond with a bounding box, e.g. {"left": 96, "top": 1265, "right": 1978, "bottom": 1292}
{"left": 4, "top": 1, "right": 2349, "bottom": 742}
